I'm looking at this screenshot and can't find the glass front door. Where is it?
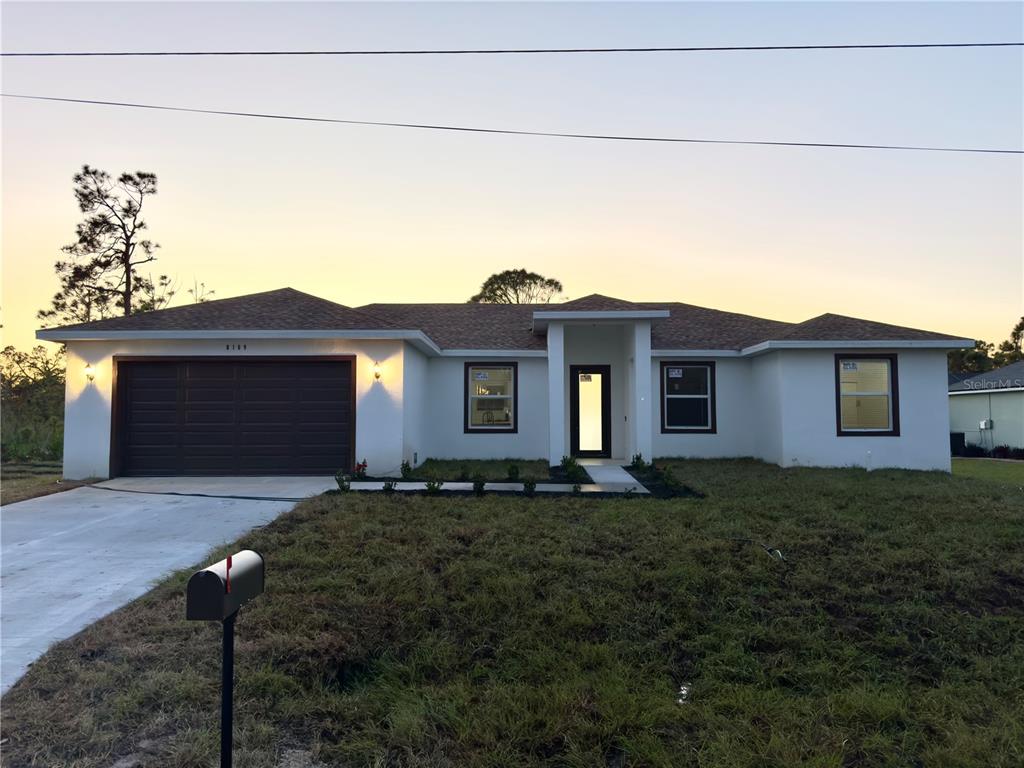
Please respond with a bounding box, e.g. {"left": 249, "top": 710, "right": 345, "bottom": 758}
{"left": 570, "top": 365, "right": 610, "bottom": 458}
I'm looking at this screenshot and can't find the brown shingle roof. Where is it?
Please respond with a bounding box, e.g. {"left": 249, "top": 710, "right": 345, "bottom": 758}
{"left": 773, "top": 313, "right": 964, "bottom": 343}
{"left": 554, "top": 294, "right": 651, "bottom": 311}
{"left": 642, "top": 302, "right": 797, "bottom": 350}
{"left": 41, "top": 288, "right": 967, "bottom": 351}
{"left": 358, "top": 303, "right": 545, "bottom": 350}
{"left": 42, "top": 288, "right": 397, "bottom": 332}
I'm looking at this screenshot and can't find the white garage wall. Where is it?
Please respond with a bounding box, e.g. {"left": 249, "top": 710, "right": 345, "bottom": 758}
{"left": 650, "top": 357, "right": 756, "bottom": 459}
{"left": 61, "top": 338, "right": 406, "bottom": 480}
{"left": 949, "top": 390, "right": 1024, "bottom": 449}
{"left": 422, "top": 356, "right": 548, "bottom": 461}
{"left": 774, "top": 349, "right": 952, "bottom": 471}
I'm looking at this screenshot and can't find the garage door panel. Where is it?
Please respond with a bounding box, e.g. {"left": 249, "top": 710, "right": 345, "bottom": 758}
{"left": 116, "top": 359, "right": 353, "bottom": 475}
{"left": 240, "top": 388, "right": 294, "bottom": 404}
{"left": 185, "top": 362, "right": 237, "bottom": 378}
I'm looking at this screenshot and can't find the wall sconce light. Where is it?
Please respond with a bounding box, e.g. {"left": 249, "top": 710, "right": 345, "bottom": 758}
{"left": 84, "top": 363, "right": 96, "bottom": 382}
{"left": 373, "top": 361, "right": 382, "bottom": 381}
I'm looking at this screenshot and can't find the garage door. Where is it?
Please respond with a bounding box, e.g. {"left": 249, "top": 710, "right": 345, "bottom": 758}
{"left": 114, "top": 358, "right": 354, "bottom": 476}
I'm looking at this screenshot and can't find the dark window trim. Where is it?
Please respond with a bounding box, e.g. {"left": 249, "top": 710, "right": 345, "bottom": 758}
{"left": 834, "top": 353, "right": 900, "bottom": 437}
{"left": 110, "top": 355, "right": 357, "bottom": 478}
{"left": 464, "top": 361, "right": 519, "bottom": 434}
{"left": 569, "top": 364, "right": 612, "bottom": 458}
{"left": 660, "top": 361, "right": 717, "bottom": 434}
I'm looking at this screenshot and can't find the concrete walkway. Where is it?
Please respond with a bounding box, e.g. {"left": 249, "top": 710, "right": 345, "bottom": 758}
{"left": 0, "top": 476, "right": 333, "bottom": 693}
{"left": 578, "top": 461, "right": 647, "bottom": 491}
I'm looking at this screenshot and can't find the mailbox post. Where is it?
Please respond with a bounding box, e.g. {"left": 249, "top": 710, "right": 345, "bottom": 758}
{"left": 186, "top": 550, "right": 264, "bottom": 768}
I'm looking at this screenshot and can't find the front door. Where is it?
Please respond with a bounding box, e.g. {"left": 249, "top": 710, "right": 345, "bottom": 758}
{"left": 570, "top": 365, "right": 611, "bottom": 458}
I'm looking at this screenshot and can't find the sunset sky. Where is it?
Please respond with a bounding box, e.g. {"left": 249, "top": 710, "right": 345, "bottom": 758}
{"left": 2, "top": 1, "right": 1021, "bottom": 352}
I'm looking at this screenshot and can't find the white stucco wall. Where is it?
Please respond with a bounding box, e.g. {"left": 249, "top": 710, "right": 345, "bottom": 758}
{"left": 773, "top": 349, "right": 952, "bottom": 471}
{"left": 61, "top": 338, "right": 406, "bottom": 480}
{"left": 651, "top": 357, "right": 757, "bottom": 459}
{"left": 949, "top": 390, "right": 1024, "bottom": 449}
{"left": 402, "top": 345, "right": 430, "bottom": 466}
{"left": 749, "top": 354, "right": 783, "bottom": 464}
{"left": 563, "top": 324, "right": 629, "bottom": 459}
{"left": 422, "top": 356, "right": 548, "bottom": 461}
{"left": 651, "top": 349, "right": 952, "bottom": 470}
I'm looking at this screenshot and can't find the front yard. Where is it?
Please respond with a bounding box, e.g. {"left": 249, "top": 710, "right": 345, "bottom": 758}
{"left": 3, "top": 460, "right": 1022, "bottom": 767}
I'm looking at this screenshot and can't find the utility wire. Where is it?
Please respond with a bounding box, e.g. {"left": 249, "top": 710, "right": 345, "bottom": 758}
{"left": 3, "top": 93, "right": 1021, "bottom": 155}
{"left": 2, "top": 42, "right": 1022, "bottom": 57}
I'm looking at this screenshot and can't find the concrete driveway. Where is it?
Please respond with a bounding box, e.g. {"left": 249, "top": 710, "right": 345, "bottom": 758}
{"left": 0, "top": 476, "right": 334, "bottom": 693}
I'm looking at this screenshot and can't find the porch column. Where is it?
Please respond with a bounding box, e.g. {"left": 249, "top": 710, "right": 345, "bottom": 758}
{"left": 546, "top": 322, "right": 565, "bottom": 464}
{"left": 632, "top": 321, "right": 653, "bottom": 462}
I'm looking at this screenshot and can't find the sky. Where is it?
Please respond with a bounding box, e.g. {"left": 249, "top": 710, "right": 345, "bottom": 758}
{"left": 2, "top": 1, "right": 1021, "bottom": 352}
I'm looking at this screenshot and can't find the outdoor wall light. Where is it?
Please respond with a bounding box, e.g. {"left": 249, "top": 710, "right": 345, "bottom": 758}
{"left": 84, "top": 363, "right": 96, "bottom": 382}
{"left": 373, "top": 361, "right": 382, "bottom": 381}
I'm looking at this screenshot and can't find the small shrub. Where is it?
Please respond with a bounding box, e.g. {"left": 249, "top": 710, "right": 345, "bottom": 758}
{"left": 353, "top": 460, "right": 368, "bottom": 479}
{"left": 335, "top": 471, "right": 351, "bottom": 492}
{"left": 991, "top": 445, "right": 1012, "bottom": 459}
{"left": 962, "top": 443, "right": 988, "bottom": 458}
{"left": 566, "top": 465, "right": 588, "bottom": 484}
{"left": 507, "top": 463, "right": 520, "bottom": 482}
{"left": 560, "top": 455, "right": 579, "bottom": 471}
{"left": 522, "top": 478, "right": 537, "bottom": 497}
{"left": 1010, "top": 447, "right": 1024, "bottom": 460}
{"left": 629, "top": 453, "right": 647, "bottom": 470}
{"left": 400, "top": 460, "right": 413, "bottom": 479}
{"left": 472, "top": 476, "right": 486, "bottom": 497}
{"left": 571, "top": 483, "right": 582, "bottom": 495}
{"left": 382, "top": 480, "right": 397, "bottom": 495}
{"left": 425, "top": 480, "right": 443, "bottom": 495}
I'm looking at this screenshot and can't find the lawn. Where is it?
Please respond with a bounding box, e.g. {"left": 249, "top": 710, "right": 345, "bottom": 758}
{"left": 3, "top": 460, "right": 1023, "bottom": 767}
{"left": 0, "top": 461, "right": 87, "bottom": 505}
{"left": 953, "top": 457, "right": 1024, "bottom": 485}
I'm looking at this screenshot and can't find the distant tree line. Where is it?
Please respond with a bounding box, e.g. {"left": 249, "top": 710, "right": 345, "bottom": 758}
{"left": 948, "top": 317, "right": 1024, "bottom": 373}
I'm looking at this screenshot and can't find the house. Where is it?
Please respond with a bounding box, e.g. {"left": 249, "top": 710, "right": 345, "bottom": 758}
{"left": 949, "top": 361, "right": 1024, "bottom": 450}
{"left": 36, "top": 288, "right": 971, "bottom": 479}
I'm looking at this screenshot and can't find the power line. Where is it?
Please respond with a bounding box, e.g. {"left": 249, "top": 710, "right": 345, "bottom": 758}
{"left": 2, "top": 42, "right": 1022, "bottom": 57}
{"left": 3, "top": 93, "right": 1020, "bottom": 155}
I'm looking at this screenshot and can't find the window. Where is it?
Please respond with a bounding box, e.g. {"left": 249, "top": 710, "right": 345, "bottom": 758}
{"left": 464, "top": 363, "right": 517, "bottom": 433}
{"left": 661, "top": 362, "right": 716, "bottom": 433}
{"left": 835, "top": 355, "right": 900, "bottom": 436}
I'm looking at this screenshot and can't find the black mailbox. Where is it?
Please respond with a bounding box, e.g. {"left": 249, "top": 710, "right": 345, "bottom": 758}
{"left": 186, "top": 549, "right": 264, "bottom": 621}
{"left": 186, "top": 549, "right": 265, "bottom": 768}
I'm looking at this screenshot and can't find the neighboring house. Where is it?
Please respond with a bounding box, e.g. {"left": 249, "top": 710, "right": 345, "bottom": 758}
{"left": 948, "top": 361, "right": 1024, "bottom": 450}
{"left": 37, "top": 288, "right": 971, "bottom": 479}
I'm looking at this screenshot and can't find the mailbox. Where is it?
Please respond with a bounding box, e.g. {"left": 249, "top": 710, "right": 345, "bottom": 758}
{"left": 186, "top": 549, "right": 264, "bottom": 621}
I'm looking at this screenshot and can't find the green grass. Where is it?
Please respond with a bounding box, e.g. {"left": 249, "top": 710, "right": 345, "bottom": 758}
{"left": 3, "top": 460, "right": 1023, "bottom": 767}
{"left": 953, "top": 457, "right": 1024, "bottom": 485}
{"left": 413, "top": 458, "right": 551, "bottom": 482}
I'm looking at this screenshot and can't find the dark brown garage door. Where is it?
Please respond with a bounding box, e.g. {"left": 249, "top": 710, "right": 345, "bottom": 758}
{"left": 114, "top": 358, "right": 354, "bottom": 476}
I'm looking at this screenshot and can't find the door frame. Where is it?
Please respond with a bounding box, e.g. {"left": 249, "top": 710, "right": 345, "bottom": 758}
{"left": 110, "top": 355, "right": 357, "bottom": 477}
{"left": 569, "top": 364, "right": 611, "bottom": 458}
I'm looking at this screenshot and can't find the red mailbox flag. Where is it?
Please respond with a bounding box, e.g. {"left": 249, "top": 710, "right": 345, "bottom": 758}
{"left": 225, "top": 555, "right": 232, "bottom": 594}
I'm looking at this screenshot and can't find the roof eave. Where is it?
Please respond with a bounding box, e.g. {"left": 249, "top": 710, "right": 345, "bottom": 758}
{"left": 740, "top": 338, "right": 975, "bottom": 357}
{"left": 35, "top": 328, "right": 443, "bottom": 355}
{"left": 532, "top": 309, "right": 670, "bottom": 333}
